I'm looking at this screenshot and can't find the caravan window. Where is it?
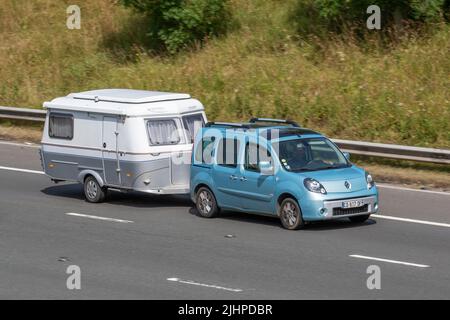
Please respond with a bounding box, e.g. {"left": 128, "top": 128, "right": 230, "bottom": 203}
{"left": 182, "top": 114, "right": 205, "bottom": 143}
{"left": 49, "top": 113, "right": 73, "bottom": 140}
{"left": 147, "top": 119, "right": 181, "bottom": 145}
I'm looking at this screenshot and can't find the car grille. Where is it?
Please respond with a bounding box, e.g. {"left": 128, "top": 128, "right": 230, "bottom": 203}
{"left": 333, "top": 204, "right": 369, "bottom": 216}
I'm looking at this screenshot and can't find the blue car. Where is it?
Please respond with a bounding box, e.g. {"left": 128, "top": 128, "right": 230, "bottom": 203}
{"left": 190, "top": 118, "right": 379, "bottom": 230}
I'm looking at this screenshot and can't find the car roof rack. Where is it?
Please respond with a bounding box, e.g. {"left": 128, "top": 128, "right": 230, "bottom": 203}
{"left": 205, "top": 122, "right": 251, "bottom": 129}
{"left": 248, "top": 118, "right": 300, "bottom": 127}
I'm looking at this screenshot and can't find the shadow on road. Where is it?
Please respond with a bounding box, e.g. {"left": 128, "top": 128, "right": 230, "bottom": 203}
{"left": 42, "top": 183, "right": 376, "bottom": 230}
{"left": 41, "top": 183, "right": 191, "bottom": 208}
{"left": 189, "top": 207, "right": 377, "bottom": 231}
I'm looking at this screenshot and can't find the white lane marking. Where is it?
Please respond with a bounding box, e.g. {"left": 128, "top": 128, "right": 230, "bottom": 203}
{"left": 372, "top": 214, "right": 450, "bottom": 228}
{"left": 377, "top": 183, "right": 450, "bottom": 196}
{"left": 65, "top": 212, "right": 134, "bottom": 224}
{"left": 0, "top": 165, "right": 44, "bottom": 175}
{"left": 349, "top": 255, "right": 430, "bottom": 268}
{"left": 167, "top": 277, "right": 243, "bottom": 292}
{"left": 0, "top": 140, "right": 40, "bottom": 148}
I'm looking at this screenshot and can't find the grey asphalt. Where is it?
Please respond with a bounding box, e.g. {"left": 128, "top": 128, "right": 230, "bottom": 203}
{"left": 0, "top": 141, "right": 449, "bottom": 299}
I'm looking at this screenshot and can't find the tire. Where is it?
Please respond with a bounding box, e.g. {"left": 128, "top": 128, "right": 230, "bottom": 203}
{"left": 279, "top": 198, "right": 304, "bottom": 230}
{"left": 349, "top": 214, "right": 370, "bottom": 223}
{"left": 195, "top": 187, "right": 219, "bottom": 218}
{"left": 84, "top": 175, "right": 107, "bottom": 203}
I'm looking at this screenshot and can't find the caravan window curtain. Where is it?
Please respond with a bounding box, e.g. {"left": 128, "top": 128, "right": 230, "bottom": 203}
{"left": 147, "top": 119, "right": 181, "bottom": 145}
{"left": 49, "top": 114, "right": 74, "bottom": 140}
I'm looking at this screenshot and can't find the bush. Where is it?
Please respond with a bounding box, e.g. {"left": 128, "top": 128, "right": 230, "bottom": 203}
{"left": 120, "top": 0, "right": 232, "bottom": 54}
{"left": 291, "top": 0, "right": 447, "bottom": 35}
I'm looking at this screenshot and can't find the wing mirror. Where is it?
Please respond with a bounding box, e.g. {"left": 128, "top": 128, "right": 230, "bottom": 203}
{"left": 259, "top": 161, "right": 274, "bottom": 176}
{"left": 343, "top": 152, "right": 351, "bottom": 160}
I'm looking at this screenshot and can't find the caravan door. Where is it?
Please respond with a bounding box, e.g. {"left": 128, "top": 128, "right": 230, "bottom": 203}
{"left": 171, "top": 150, "right": 191, "bottom": 185}
{"left": 102, "top": 116, "right": 121, "bottom": 186}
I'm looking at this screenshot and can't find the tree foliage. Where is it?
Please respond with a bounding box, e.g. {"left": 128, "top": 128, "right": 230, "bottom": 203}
{"left": 120, "top": 0, "right": 232, "bottom": 54}
{"left": 292, "top": 0, "right": 447, "bottom": 35}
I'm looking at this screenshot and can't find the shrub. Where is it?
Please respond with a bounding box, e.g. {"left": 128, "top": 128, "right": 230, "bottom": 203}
{"left": 120, "top": 0, "right": 232, "bottom": 54}
{"left": 291, "top": 0, "right": 447, "bottom": 35}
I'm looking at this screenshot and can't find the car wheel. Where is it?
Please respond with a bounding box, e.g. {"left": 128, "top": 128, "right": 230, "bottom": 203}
{"left": 196, "top": 187, "right": 219, "bottom": 218}
{"left": 84, "top": 175, "right": 106, "bottom": 203}
{"left": 279, "top": 198, "right": 304, "bottom": 230}
{"left": 349, "top": 214, "right": 370, "bottom": 223}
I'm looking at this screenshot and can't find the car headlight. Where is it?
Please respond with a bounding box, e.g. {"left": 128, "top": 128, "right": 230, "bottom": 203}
{"left": 304, "top": 178, "right": 327, "bottom": 194}
{"left": 366, "top": 172, "right": 375, "bottom": 189}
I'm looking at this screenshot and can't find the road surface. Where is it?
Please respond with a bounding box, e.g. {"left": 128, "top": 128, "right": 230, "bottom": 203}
{"left": 0, "top": 141, "right": 449, "bottom": 299}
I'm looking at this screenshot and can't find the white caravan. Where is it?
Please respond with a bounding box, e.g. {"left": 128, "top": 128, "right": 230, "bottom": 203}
{"left": 40, "top": 89, "right": 206, "bottom": 202}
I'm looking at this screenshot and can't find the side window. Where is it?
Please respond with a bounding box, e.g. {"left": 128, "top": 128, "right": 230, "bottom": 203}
{"left": 49, "top": 113, "right": 73, "bottom": 140}
{"left": 182, "top": 114, "right": 205, "bottom": 143}
{"left": 217, "top": 138, "right": 240, "bottom": 168}
{"left": 244, "top": 143, "right": 272, "bottom": 172}
{"left": 194, "top": 136, "right": 215, "bottom": 165}
{"left": 147, "top": 119, "right": 180, "bottom": 145}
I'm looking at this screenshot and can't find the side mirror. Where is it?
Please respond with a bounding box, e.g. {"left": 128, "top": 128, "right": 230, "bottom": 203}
{"left": 343, "top": 152, "right": 351, "bottom": 160}
{"left": 259, "top": 161, "right": 274, "bottom": 176}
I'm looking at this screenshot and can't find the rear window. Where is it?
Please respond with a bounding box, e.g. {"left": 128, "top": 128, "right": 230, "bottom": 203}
{"left": 182, "top": 114, "right": 204, "bottom": 143}
{"left": 49, "top": 113, "right": 73, "bottom": 140}
{"left": 147, "top": 119, "right": 180, "bottom": 145}
{"left": 194, "top": 135, "right": 215, "bottom": 165}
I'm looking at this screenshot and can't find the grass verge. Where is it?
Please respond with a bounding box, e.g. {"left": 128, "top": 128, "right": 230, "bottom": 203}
{"left": 0, "top": 0, "right": 449, "bottom": 148}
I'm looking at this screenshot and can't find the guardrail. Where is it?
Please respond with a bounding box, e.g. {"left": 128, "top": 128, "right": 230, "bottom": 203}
{"left": 0, "top": 106, "right": 46, "bottom": 122}
{"left": 332, "top": 139, "right": 450, "bottom": 165}
{"left": 0, "top": 106, "right": 449, "bottom": 164}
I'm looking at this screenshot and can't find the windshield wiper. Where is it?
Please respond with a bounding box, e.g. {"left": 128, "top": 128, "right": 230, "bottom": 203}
{"left": 293, "top": 164, "right": 348, "bottom": 172}
{"left": 320, "top": 164, "right": 349, "bottom": 170}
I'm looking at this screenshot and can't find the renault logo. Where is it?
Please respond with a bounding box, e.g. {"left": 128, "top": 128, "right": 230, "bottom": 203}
{"left": 344, "top": 181, "right": 351, "bottom": 189}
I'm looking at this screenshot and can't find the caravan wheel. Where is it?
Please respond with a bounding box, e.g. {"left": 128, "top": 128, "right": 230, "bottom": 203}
{"left": 84, "top": 176, "right": 107, "bottom": 203}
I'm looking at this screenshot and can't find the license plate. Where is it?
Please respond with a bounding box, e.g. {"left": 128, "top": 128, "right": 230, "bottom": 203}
{"left": 341, "top": 200, "right": 363, "bottom": 208}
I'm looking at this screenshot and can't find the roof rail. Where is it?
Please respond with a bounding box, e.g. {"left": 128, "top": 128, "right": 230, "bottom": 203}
{"left": 205, "top": 122, "right": 250, "bottom": 129}
{"left": 248, "top": 118, "right": 300, "bottom": 127}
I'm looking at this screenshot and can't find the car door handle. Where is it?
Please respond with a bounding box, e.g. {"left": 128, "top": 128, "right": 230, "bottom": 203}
{"left": 240, "top": 177, "right": 247, "bottom": 182}
{"left": 229, "top": 175, "right": 238, "bottom": 180}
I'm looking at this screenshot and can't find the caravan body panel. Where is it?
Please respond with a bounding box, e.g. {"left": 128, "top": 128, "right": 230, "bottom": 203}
{"left": 40, "top": 89, "right": 206, "bottom": 195}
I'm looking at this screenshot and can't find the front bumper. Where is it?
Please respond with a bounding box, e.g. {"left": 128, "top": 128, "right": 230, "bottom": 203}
{"left": 301, "top": 188, "right": 379, "bottom": 221}
{"left": 321, "top": 196, "right": 377, "bottom": 219}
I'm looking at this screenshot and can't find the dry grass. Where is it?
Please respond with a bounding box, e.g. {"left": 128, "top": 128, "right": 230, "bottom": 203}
{"left": 359, "top": 163, "right": 450, "bottom": 191}
{"left": 0, "top": 122, "right": 42, "bottom": 143}
{"left": 0, "top": 0, "right": 449, "bottom": 147}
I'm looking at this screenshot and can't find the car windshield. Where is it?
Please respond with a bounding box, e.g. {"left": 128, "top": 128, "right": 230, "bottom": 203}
{"left": 272, "top": 137, "right": 350, "bottom": 172}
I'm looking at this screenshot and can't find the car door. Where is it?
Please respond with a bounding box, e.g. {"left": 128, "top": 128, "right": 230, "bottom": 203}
{"left": 211, "top": 135, "right": 242, "bottom": 210}
{"left": 238, "top": 142, "right": 275, "bottom": 214}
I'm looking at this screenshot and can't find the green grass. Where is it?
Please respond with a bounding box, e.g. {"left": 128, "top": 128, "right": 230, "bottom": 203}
{"left": 0, "top": 0, "right": 449, "bottom": 147}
